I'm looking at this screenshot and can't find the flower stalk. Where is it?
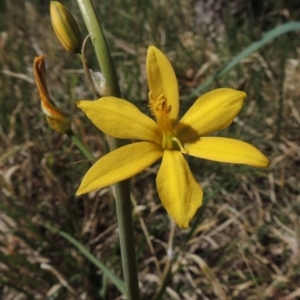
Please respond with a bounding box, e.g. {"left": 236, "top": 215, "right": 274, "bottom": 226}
{"left": 75, "top": 0, "right": 139, "bottom": 299}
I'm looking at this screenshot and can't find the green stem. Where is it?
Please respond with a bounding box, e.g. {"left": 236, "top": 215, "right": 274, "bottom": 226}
{"left": 76, "top": 0, "right": 120, "bottom": 97}
{"left": 68, "top": 131, "right": 96, "bottom": 162}
{"left": 75, "top": 1, "right": 139, "bottom": 299}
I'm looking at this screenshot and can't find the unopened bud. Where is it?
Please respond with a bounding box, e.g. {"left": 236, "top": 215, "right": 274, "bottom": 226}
{"left": 50, "top": 1, "right": 82, "bottom": 53}
{"left": 33, "top": 55, "right": 71, "bottom": 134}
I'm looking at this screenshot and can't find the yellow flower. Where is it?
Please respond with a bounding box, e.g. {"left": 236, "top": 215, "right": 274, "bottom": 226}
{"left": 33, "top": 55, "right": 71, "bottom": 134}
{"left": 76, "top": 46, "right": 269, "bottom": 228}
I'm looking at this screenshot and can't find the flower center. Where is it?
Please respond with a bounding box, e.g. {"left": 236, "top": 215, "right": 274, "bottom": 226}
{"left": 149, "top": 92, "right": 185, "bottom": 152}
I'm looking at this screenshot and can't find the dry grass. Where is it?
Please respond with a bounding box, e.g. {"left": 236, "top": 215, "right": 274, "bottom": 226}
{"left": 1, "top": 0, "right": 300, "bottom": 299}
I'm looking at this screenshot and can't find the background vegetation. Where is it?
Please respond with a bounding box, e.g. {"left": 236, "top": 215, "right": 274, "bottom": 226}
{"left": 0, "top": 0, "right": 300, "bottom": 299}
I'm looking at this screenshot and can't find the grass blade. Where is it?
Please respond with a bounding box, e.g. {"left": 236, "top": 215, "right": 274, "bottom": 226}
{"left": 44, "top": 224, "right": 126, "bottom": 295}
{"left": 187, "top": 21, "right": 300, "bottom": 98}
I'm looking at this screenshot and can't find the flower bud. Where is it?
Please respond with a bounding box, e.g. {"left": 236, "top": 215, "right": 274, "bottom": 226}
{"left": 50, "top": 1, "right": 82, "bottom": 53}
{"left": 33, "top": 55, "right": 71, "bottom": 134}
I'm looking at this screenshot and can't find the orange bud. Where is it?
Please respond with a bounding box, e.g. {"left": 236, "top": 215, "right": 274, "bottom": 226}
{"left": 33, "top": 55, "right": 71, "bottom": 134}
{"left": 50, "top": 1, "right": 82, "bottom": 53}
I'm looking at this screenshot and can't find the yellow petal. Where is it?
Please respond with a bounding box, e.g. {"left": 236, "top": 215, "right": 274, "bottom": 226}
{"left": 77, "top": 97, "right": 161, "bottom": 145}
{"left": 156, "top": 151, "right": 203, "bottom": 228}
{"left": 185, "top": 137, "right": 269, "bottom": 167}
{"left": 77, "top": 142, "right": 163, "bottom": 194}
{"left": 146, "top": 46, "right": 179, "bottom": 123}
{"left": 176, "top": 88, "right": 246, "bottom": 143}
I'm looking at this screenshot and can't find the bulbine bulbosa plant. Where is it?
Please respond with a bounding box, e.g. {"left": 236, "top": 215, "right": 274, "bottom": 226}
{"left": 33, "top": 1, "right": 270, "bottom": 299}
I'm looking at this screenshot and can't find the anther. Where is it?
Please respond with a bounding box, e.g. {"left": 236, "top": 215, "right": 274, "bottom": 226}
{"left": 156, "top": 94, "right": 171, "bottom": 113}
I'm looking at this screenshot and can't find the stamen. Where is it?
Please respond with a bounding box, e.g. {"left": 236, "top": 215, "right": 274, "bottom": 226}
{"left": 156, "top": 94, "right": 171, "bottom": 113}
{"left": 149, "top": 91, "right": 185, "bottom": 152}
{"left": 171, "top": 137, "right": 186, "bottom": 153}
{"left": 148, "top": 92, "right": 172, "bottom": 115}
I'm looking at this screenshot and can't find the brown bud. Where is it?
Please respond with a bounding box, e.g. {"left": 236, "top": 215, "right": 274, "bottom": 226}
{"left": 33, "top": 55, "right": 71, "bottom": 134}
